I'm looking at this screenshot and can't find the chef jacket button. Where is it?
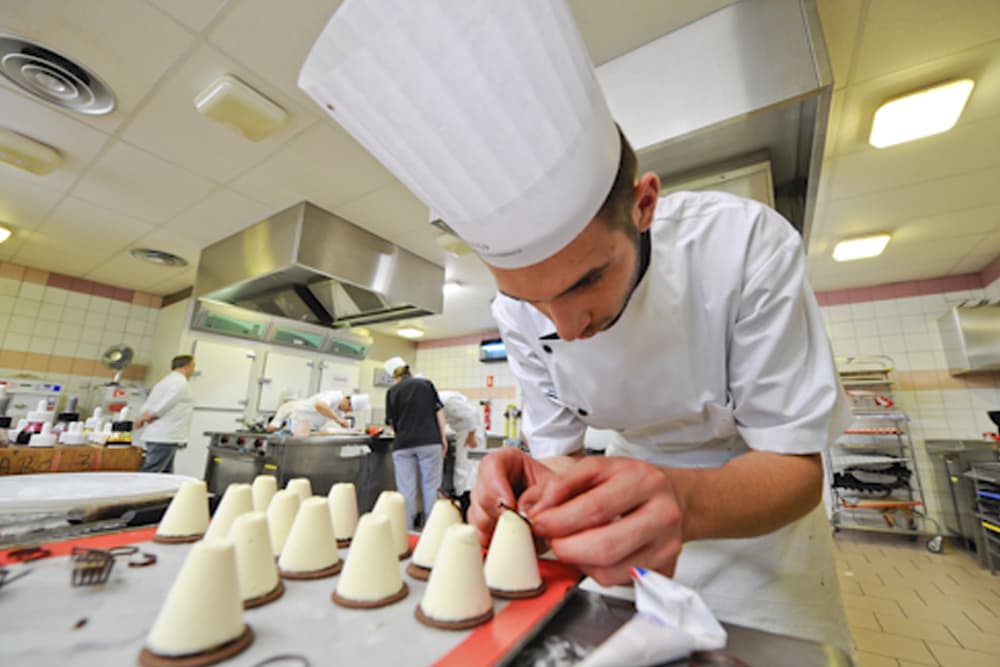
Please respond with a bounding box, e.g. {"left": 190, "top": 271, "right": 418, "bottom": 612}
{"left": 542, "top": 344, "right": 552, "bottom": 353}
{"left": 577, "top": 408, "right": 588, "bottom": 416}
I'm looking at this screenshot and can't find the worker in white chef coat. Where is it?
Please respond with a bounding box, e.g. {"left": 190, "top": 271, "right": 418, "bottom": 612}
{"left": 136, "top": 355, "right": 196, "bottom": 474}
{"left": 268, "top": 391, "right": 370, "bottom": 434}
{"left": 298, "top": 0, "right": 852, "bottom": 654}
{"left": 438, "top": 390, "right": 484, "bottom": 514}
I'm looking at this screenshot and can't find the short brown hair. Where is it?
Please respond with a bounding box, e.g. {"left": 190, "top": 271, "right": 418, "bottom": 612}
{"left": 595, "top": 127, "right": 639, "bottom": 235}
{"left": 393, "top": 365, "right": 411, "bottom": 379}
{"left": 171, "top": 354, "right": 194, "bottom": 370}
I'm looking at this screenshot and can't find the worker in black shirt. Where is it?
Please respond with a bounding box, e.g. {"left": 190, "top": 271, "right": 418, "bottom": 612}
{"left": 384, "top": 356, "right": 448, "bottom": 530}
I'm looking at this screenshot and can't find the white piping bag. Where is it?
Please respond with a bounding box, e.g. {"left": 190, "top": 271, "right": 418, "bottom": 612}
{"left": 577, "top": 567, "right": 727, "bottom": 667}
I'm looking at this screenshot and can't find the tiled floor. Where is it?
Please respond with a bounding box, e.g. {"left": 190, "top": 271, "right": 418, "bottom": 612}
{"left": 835, "top": 532, "right": 1000, "bottom": 666}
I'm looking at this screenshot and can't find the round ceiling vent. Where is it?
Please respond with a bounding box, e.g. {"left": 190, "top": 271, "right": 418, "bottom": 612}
{"left": 0, "top": 34, "right": 116, "bottom": 115}
{"left": 130, "top": 248, "right": 189, "bottom": 268}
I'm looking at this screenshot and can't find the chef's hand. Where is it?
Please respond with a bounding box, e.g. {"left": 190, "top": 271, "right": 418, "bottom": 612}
{"left": 468, "top": 447, "right": 555, "bottom": 547}
{"left": 518, "top": 456, "right": 684, "bottom": 586}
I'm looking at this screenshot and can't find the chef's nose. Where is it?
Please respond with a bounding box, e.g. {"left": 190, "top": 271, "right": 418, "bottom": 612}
{"left": 547, "top": 298, "right": 590, "bottom": 342}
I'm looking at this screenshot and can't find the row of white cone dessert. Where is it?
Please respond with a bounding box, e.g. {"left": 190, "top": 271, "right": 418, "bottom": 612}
{"left": 143, "top": 481, "right": 544, "bottom": 664}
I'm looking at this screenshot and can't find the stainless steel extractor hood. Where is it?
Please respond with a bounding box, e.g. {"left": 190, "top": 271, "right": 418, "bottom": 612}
{"left": 194, "top": 202, "right": 444, "bottom": 328}
{"left": 938, "top": 303, "right": 1000, "bottom": 375}
{"left": 595, "top": 0, "right": 833, "bottom": 239}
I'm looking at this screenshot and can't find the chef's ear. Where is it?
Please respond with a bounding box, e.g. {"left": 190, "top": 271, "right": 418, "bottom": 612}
{"left": 633, "top": 172, "right": 660, "bottom": 233}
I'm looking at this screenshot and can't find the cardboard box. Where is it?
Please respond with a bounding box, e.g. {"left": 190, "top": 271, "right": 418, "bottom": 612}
{"left": 0, "top": 445, "right": 142, "bottom": 475}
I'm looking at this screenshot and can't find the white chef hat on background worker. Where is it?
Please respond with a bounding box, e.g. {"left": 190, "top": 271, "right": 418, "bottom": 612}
{"left": 383, "top": 356, "right": 407, "bottom": 377}
{"left": 298, "top": 0, "right": 620, "bottom": 269}
{"left": 349, "top": 393, "right": 371, "bottom": 413}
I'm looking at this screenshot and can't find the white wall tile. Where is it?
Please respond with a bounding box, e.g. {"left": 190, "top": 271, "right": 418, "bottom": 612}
{"left": 3, "top": 332, "right": 30, "bottom": 351}
{"left": 17, "top": 300, "right": 40, "bottom": 318}
{"left": 18, "top": 282, "right": 44, "bottom": 300}
{"left": 65, "top": 292, "right": 90, "bottom": 309}
{"left": 28, "top": 336, "right": 54, "bottom": 354}
{"left": 53, "top": 340, "right": 78, "bottom": 356}
{"left": 61, "top": 307, "right": 86, "bottom": 325}
{"left": 848, "top": 302, "right": 876, "bottom": 320}
{"left": 88, "top": 296, "right": 111, "bottom": 314}
{"left": 0, "top": 295, "right": 14, "bottom": 314}
{"left": 42, "top": 287, "right": 69, "bottom": 305}
{"left": 0, "top": 278, "right": 18, "bottom": 297}
{"left": 7, "top": 316, "right": 33, "bottom": 335}
{"left": 38, "top": 303, "right": 63, "bottom": 321}
{"left": 108, "top": 300, "right": 129, "bottom": 317}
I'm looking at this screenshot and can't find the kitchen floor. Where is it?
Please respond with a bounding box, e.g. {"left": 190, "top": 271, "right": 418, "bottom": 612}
{"left": 835, "top": 532, "right": 1000, "bottom": 666}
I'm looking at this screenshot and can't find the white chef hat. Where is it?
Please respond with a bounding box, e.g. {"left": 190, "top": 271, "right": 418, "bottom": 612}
{"left": 383, "top": 356, "right": 407, "bottom": 376}
{"left": 299, "top": 0, "right": 620, "bottom": 269}
{"left": 349, "top": 393, "right": 371, "bottom": 413}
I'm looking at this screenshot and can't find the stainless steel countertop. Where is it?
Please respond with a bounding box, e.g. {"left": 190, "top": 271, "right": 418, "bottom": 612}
{"left": 924, "top": 438, "right": 1000, "bottom": 455}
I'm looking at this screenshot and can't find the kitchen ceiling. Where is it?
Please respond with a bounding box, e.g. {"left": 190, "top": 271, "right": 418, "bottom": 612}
{"left": 0, "top": 0, "right": 997, "bottom": 339}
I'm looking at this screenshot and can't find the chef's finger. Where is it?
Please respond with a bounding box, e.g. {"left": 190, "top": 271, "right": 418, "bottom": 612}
{"left": 521, "top": 457, "right": 610, "bottom": 517}
{"left": 546, "top": 498, "right": 680, "bottom": 570}
{"left": 529, "top": 468, "right": 658, "bottom": 537}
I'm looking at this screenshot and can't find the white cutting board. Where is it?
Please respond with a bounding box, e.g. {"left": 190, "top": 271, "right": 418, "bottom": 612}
{"left": 0, "top": 472, "right": 194, "bottom": 514}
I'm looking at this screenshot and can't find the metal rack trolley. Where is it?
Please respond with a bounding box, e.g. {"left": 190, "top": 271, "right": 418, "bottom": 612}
{"left": 829, "top": 355, "right": 943, "bottom": 553}
{"left": 966, "top": 462, "right": 1000, "bottom": 574}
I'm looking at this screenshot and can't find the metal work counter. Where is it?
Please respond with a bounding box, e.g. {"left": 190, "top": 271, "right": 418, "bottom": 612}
{"left": 924, "top": 438, "right": 998, "bottom": 556}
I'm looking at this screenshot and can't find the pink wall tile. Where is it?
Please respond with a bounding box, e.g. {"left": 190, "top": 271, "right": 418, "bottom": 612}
{"left": 0, "top": 262, "right": 25, "bottom": 280}
{"left": 980, "top": 254, "right": 1000, "bottom": 287}
{"left": 47, "top": 272, "right": 75, "bottom": 290}
{"left": 869, "top": 285, "right": 896, "bottom": 301}
{"left": 92, "top": 283, "right": 115, "bottom": 299}
{"left": 892, "top": 282, "right": 921, "bottom": 298}
{"left": 71, "top": 278, "right": 94, "bottom": 294}
{"left": 112, "top": 287, "right": 133, "bottom": 303}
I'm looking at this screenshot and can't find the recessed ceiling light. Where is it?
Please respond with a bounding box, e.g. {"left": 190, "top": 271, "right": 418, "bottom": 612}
{"left": 0, "top": 225, "right": 11, "bottom": 244}
{"left": 194, "top": 74, "right": 287, "bottom": 142}
{"left": 130, "top": 248, "right": 189, "bottom": 267}
{"left": 442, "top": 281, "right": 462, "bottom": 295}
{"left": 396, "top": 327, "right": 425, "bottom": 339}
{"left": 0, "top": 127, "right": 62, "bottom": 175}
{"left": 869, "top": 79, "right": 974, "bottom": 148}
{"left": 832, "top": 234, "right": 891, "bottom": 262}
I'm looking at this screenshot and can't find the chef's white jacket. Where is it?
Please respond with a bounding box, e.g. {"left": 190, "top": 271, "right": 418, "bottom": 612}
{"left": 139, "top": 370, "right": 194, "bottom": 444}
{"left": 271, "top": 390, "right": 346, "bottom": 431}
{"left": 492, "top": 191, "right": 852, "bottom": 653}
{"left": 439, "top": 392, "right": 484, "bottom": 495}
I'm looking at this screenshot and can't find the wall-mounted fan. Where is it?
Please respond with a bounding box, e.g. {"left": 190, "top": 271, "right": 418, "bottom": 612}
{"left": 100, "top": 344, "right": 134, "bottom": 384}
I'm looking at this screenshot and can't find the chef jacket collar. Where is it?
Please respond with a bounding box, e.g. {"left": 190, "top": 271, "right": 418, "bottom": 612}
{"left": 539, "top": 229, "right": 652, "bottom": 341}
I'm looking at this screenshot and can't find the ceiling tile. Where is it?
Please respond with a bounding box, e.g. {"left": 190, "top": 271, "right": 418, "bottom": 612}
{"left": 852, "top": 0, "right": 1000, "bottom": 83}
{"left": 816, "top": 0, "right": 864, "bottom": 91}
{"left": 161, "top": 188, "right": 273, "bottom": 245}
{"left": 0, "top": 174, "right": 64, "bottom": 231}
{"left": 71, "top": 140, "right": 217, "bottom": 223}
{"left": 815, "top": 166, "right": 1000, "bottom": 247}
{"left": 0, "top": 0, "right": 197, "bottom": 134}
{"left": 10, "top": 238, "right": 108, "bottom": 276}
{"left": 147, "top": 0, "right": 228, "bottom": 32}
{"left": 569, "top": 0, "right": 738, "bottom": 65}
{"left": 121, "top": 44, "right": 318, "bottom": 183}
{"left": 950, "top": 228, "right": 1000, "bottom": 274}
{"left": 826, "top": 115, "right": 1000, "bottom": 201}
{"left": 26, "top": 196, "right": 155, "bottom": 253}
{"left": 229, "top": 122, "right": 397, "bottom": 211}
{"left": 0, "top": 86, "right": 112, "bottom": 193}
{"left": 208, "top": 0, "right": 343, "bottom": 121}
{"left": 333, "top": 182, "right": 428, "bottom": 242}
{"left": 85, "top": 249, "right": 188, "bottom": 292}
{"left": 146, "top": 266, "right": 198, "bottom": 296}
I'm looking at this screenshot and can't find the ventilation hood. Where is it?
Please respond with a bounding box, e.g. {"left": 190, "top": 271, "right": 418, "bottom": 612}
{"left": 595, "top": 0, "right": 833, "bottom": 239}
{"left": 938, "top": 303, "right": 1000, "bottom": 375}
{"left": 195, "top": 202, "right": 444, "bottom": 328}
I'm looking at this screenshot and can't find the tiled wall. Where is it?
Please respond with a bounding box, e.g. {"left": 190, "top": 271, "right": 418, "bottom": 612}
{"left": 415, "top": 332, "right": 519, "bottom": 436}
{"left": 0, "top": 261, "right": 163, "bottom": 409}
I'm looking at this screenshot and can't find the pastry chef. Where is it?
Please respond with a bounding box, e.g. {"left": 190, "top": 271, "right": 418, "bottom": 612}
{"left": 438, "top": 390, "right": 484, "bottom": 514}
{"left": 298, "top": 0, "right": 851, "bottom": 653}
{"left": 268, "top": 390, "right": 370, "bottom": 433}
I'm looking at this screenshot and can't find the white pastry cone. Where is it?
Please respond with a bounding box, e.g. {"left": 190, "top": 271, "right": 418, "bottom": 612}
{"left": 251, "top": 475, "right": 278, "bottom": 513}
{"left": 154, "top": 480, "right": 209, "bottom": 542}
{"left": 230, "top": 512, "right": 283, "bottom": 607}
{"left": 286, "top": 477, "right": 313, "bottom": 502}
{"left": 372, "top": 490, "right": 410, "bottom": 559}
{"left": 266, "top": 490, "right": 301, "bottom": 556}
{"left": 143, "top": 539, "right": 251, "bottom": 657}
{"left": 408, "top": 499, "right": 462, "bottom": 578}
{"left": 484, "top": 509, "right": 544, "bottom": 597}
{"left": 328, "top": 482, "right": 359, "bottom": 544}
{"left": 332, "top": 513, "right": 407, "bottom": 607}
{"left": 417, "top": 524, "right": 493, "bottom": 628}
{"left": 204, "top": 483, "right": 253, "bottom": 542}
{"left": 278, "top": 497, "right": 341, "bottom": 578}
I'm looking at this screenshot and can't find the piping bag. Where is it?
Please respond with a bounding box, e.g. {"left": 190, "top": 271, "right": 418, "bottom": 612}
{"left": 577, "top": 567, "right": 727, "bottom": 667}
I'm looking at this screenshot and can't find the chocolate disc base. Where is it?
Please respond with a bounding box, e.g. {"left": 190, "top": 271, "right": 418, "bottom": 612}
{"left": 279, "top": 560, "right": 342, "bottom": 580}
{"left": 336, "top": 537, "right": 352, "bottom": 548}
{"left": 405, "top": 562, "right": 431, "bottom": 581}
{"left": 244, "top": 581, "right": 285, "bottom": 609}
{"left": 415, "top": 604, "right": 493, "bottom": 630}
{"left": 397, "top": 547, "right": 412, "bottom": 561}
{"left": 331, "top": 582, "right": 409, "bottom": 609}
{"left": 139, "top": 624, "right": 253, "bottom": 667}
{"left": 152, "top": 533, "right": 203, "bottom": 544}
{"left": 489, "top": 580, "right": 546, "bottom": 600}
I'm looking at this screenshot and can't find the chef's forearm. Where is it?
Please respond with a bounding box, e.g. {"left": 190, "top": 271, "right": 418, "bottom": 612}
{"left": 539, "top": 452, "right": 585, "bottom": 475}
{"left": 667, "top": 451, "right": 823, "bottom": 542}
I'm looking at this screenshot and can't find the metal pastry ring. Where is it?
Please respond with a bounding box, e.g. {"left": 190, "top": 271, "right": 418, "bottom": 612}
{"left": 127, "top": 552, "right": 157, "bottom": 568}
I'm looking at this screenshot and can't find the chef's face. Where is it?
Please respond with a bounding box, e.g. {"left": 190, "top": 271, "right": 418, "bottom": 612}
{"left": 490, "top": 173, "right": 660, "bottom": 341}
